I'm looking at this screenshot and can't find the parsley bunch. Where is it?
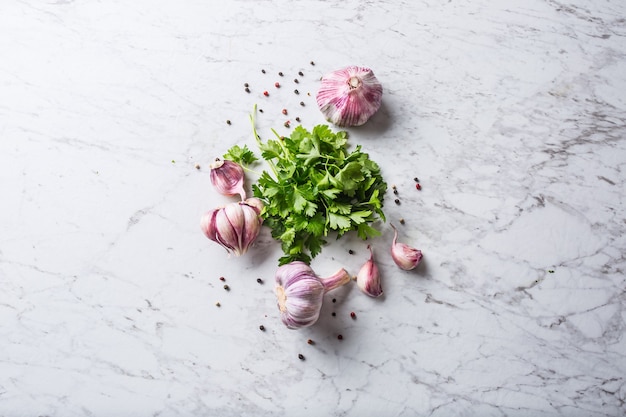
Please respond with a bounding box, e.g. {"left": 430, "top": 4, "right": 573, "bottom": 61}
{"left": 225, "top": 116, "right": 387, "bottom": 265}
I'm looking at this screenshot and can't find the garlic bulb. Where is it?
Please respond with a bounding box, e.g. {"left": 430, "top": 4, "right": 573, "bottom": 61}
{"left": 275, "top": 261, "right": 351, "bottom": 329}
{"left": 391, "top": 224, "right": 423, "bottom": 270}
{"left": 210, "top": 158, "right": 246, "bottom": 201}
{"left": 200, "top": 198, "right": 264, "bottom": 256}
{"left": 316, "top": 66, "right": 383, "bottom": 127}
{"left": 356, "top": 245, "right": 383, "bottom": 297}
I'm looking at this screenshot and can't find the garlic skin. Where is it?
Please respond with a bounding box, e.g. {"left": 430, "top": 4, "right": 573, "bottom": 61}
{"left": 200, "top": 198, "right": 264, "bottom": 256}
{"left": 210, "top": 159, "right": 246, "bottom": 201}
{"left": 275, "top": 261, "right": 351, "bottom": 329}
{"left": 356, "top": 245, "right": 383, "bottom": 297}
{"left": 316, "top": 66, "right": 383, "bottom": 127}
{"left": 391, "top": 224, "right": 423, "bottom": 270}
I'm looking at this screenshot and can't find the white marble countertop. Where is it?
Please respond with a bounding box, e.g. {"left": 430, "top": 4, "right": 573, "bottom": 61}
{"left": 1, "top": 1, "right": 625, "bottom": 416}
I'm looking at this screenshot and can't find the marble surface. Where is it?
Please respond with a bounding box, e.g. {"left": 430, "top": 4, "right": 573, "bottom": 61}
{"left": 1, "top": 0, "right": 625, "bottom": 416}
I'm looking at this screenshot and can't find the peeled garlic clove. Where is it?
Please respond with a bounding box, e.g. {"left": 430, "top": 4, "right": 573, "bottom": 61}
{"left": 210, "top": 158, "right": 246, "bottom": 200}
{"left": 356, "top": 245, "right": 383, "bottom": 297}
{"left": 275, "top": 261, "right": 351, "bottom": 329}
{"left": 200, "top": 199, "right": 264, "bottom": 256}
{"left": 391, "top": 224, "right": 423, "bottom": 270}
{"left": 316, "top": 66, "right": 383, "bottom": 127}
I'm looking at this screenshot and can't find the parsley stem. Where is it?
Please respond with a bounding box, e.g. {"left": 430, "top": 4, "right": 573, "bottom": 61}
{"left": 249, "top": 105, "right": 279, "bottom": 178}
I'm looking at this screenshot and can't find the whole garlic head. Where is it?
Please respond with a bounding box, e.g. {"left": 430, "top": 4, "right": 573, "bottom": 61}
{"left": 316, "top": 66, "right": 383, "bottom": 127}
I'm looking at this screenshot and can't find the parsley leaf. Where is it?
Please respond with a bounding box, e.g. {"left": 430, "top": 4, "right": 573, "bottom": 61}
{"left": 223, "top": 144, "right": 257, "bottom": 165}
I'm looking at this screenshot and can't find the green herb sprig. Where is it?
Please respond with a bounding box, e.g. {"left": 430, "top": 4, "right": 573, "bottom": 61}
{"left": 225, "top": 109, "right": 387, "bottom": 265}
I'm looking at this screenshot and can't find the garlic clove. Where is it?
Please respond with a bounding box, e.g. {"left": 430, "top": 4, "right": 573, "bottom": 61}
{"left": 217, "top": 202, "right": 245, "bottom": 254}
{"left": 390, "top": 224, "right": 423, "bottom": 270}
{"left": 200, "top": 208, "right": 219, "bottom": 242}
{"left": 316, "top": 66, "right": 383, "bottom": 127}
{"left": 210, "top": 158, "right": 246, "bottom": 201}
{"left": 275, "top": 261, "right": 351, "bottom": 329}
{"left": 244, "top": 197, "right": 264, "bottom": 215}
{"left": 356, "top": 245, "right": 383, "bottom": 297}
{"left": 240, "top": 200, "right": 263, "bottom": 254}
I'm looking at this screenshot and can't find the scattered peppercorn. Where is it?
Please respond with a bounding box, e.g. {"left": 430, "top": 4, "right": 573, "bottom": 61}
{"left": 263, "top": 91, "right": 269, "bottom": 96}
{"left": 298, "top": 71, "right": 304, "bottom": 76}
{"left": 259, "top": 108, "right": 264, "bottom": 113}
{"left": 223, "top": 284, "right": 230, "bottom": 291}
{"left": 300, "top": 101, "right": 305, "bottom": 106}
{"left": 307, "top": 339, "right": 314, "bottom": 345}
{"left": 348, "top": 249, "right": 354, "bottom": 255}
{"left": 259, "top": 325, "right": 265, "bottom": 331}
{"left": 194, "top": 164, "right": 201, "bottom": 170}
{"left": 298, "top": 353, "right": 305, "bottom": 360}
{"left": 294, "top": 78, "right": 299, "bottom": 83}
{"left": 350, "top": 312, "right": 356, "bottom": 319}
{"left": 331, "top": 312, "right": 336, "bottom": 317}
{"left": 245, "top": 87, "right": 251, "bottom": 93}
{"left": 244, "top": 82, "right": 249, "bottom": 87}
{"left": 275, "top": 82, "right": 280, "bottom": 88}
{"left": 399, "top": 218, "right": 405, "bottom": 225}
{"left": 295, "top": 117, "right": 300, "bottom": 122}
{"left": 215, "top": 302, "right": 221, "bottom": 307}
{"left": 284, "top": 121, "right": 290, "bottom": 128}
{"left": 226, "top": 120, "right": 231, "bottom": 125}
{"left": 261, "top": 69, "right": 266, "bottom": 73}
{"left": 294, "top": 89, "right": 299, "bottom": 94}
{"left": 337, "top": 334, "right": 343, "bottom": 340}
{"left": 393, "top": 189, "right": 398, "bottom": 195}
{"left": 219, "top": 276, "right": 225, "bottom": 281}
{"left": 395, "top": 199, "right": 400, "bottom": 205}
{"left": 282, "top": 108, "right": 288, "bottom": 115}
{"left": 332, "top": 298, "right": 336, "bottom": 303}
{"left": 278, "top": 71, "right": 284, "bottom": 76}
{"left": 310, "top": 61, "right": 315, "bottom": 65}
{"left": 256, "top": 278, "right": 263, "bottom": 284}
{"left": 416, "top": 183, "right": 422, "bottom": 190}
{"left": 548, "top": 270, "right": 555, "bottom": 273}
{"left": 414, "top": 177, "right": 419, "bottom": 182}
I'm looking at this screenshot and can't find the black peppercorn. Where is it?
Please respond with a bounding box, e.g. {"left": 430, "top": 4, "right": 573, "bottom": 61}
{"left": 256, "top": 278, "right": 263, "bottom": 284}
{"left": 294, "top": 89, "right": 299, "bottom": 94}
{"left": 223, "top": 284, "right": 230, "bottom": 291}
{"left": 278, "top": 71, "right": 284, "bottom": 76}
{"left": 298, "top": 353, "right": 305, "bottom": 360}
{"left": 259, "top": 325, "right": 265, "bottom": 331}
{"left": 298, "top": 71, "right": 304, "bottom": 76}
{"left": 395, "top": 199, "right": 400, "bottom": 205}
